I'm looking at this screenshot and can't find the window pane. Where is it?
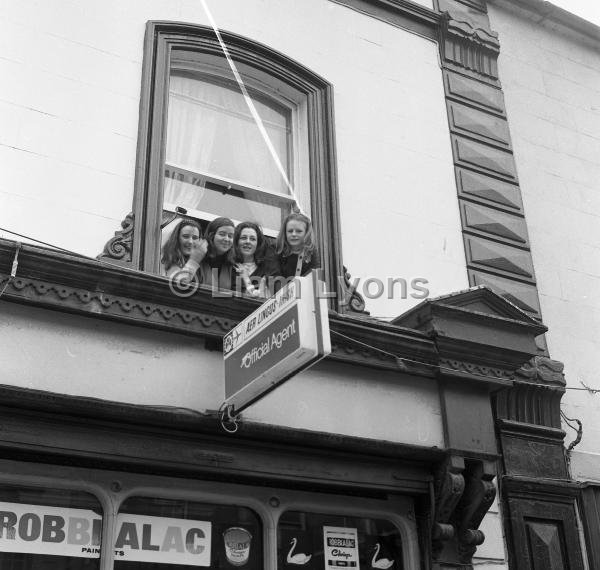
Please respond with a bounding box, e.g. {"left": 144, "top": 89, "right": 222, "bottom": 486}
{"left": 163, "top": 167, "right": 291, "bottom": 234}
{"left": 114, "top": 496, "right": 262, "bottom": 569}
{"left": 278, "top": 511, "right": 403, "bottom": 569}
{"left": 166, "top": 72, "right": 292, "bottom": 195}
{"left": 0, "top": 486, "right": 102, "bottom": 570}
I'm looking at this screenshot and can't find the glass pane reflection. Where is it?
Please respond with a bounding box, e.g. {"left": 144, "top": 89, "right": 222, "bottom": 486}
{"left": 277, "top": 511, "right": 403, "bottom": 570}
{"left": 0, "top": 486, "right": 102, "bottom": 570}
{"left": 113, "top": 496, "right": 262, "bottom": 569}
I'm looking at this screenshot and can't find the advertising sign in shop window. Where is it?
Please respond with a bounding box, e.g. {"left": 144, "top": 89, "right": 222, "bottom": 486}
{"left": 113, "top": 513, "right": 211, "bottom": 565}
{"left": 0, "top": 502, "right": 102, "bottom": 559}
{"left": 0, "top": 502, "right": 263, "bottom": 567}
{"left": 278, "top": 511, "right": 402, "bottom": 570}
{"left": 114, "top": 497, "right": 262, "bottom": 569}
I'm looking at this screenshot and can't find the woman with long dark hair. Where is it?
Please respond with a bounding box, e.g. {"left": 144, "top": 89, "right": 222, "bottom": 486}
{"left": 231, "top": 221, "right": 269, "bottom": 297}
{"left": 197, "top": 216, "right": 236, "bottom": 291}
{"left": 161, "top": 218, "right": 206, "bottom": 280}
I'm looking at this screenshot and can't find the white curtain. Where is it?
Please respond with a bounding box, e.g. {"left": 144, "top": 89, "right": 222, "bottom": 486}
{"left": 164, "top": 73, "right": 291, "bottom": 214}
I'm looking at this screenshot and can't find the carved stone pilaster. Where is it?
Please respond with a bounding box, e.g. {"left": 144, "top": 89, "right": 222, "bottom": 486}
{"left": 97, "top": 212, "right": 134, "bottom": 266}
{"left": 496, "top": 357, "right": 568, "bottom": 479}
{"left": 438, "top": 5, "right": 544, "bottom": 323}
{"left": 439, "top": 13, "right": 500, "bottom": 80}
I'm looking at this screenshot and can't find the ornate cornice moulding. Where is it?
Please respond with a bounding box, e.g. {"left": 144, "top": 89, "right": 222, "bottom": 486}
{"left": 0, "top": 239, "right": 438, "bottom": 375}
{"left": 1, "top": 241, "right": 551, "bottom": 384}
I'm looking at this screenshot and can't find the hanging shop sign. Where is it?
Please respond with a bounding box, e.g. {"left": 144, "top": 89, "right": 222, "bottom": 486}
{"left": 223, "top": 270, "right": 331, "bottom": 413}
{"left": 0, "top": 502, "right": 212, "bottom": 566}
{"left": 323, "top": 526, "right": 360, "bottom": 568}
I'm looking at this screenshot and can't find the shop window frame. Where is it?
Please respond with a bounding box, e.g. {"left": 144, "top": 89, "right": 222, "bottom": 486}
{"left": 133, "top": 21, "right": 344, "bottom": 309}
{"left": 0, "top": 459, "right": 420, "bottom": 570}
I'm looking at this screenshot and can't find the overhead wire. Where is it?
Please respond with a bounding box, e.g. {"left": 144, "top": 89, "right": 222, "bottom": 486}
{"left": 3, "top": 0, "right": 598, "bottom": 394}
{"left": 199, "top": 0, "right": 304, "bottom": 214}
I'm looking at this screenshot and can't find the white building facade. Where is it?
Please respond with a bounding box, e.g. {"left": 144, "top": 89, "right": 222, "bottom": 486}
{"left": 0, "top": 0, "right": 597, "bottom": 568}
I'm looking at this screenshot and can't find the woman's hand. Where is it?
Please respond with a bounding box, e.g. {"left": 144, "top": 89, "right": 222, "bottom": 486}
{"left": 234, "top": 263, "right": 261, "bottom": 297}
{"left": 189, "top": 239, "right": 208, "bottom": 263}
{"left": 234, "top": 263, "right": 251, "bottom": 281}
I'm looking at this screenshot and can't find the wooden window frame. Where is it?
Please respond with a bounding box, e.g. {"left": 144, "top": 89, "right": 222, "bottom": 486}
{"left": 133, "top": 21, "right": 344, "bottom": 309}
{"left": 0, "top": 459, "right": 421, "bottom": 570}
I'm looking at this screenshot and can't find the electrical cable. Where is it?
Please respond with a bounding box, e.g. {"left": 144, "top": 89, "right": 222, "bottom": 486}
{"left": 199, "top": 0, "right": 304, "bottom": 214}
{"left": 331, "top": 329, "right": 515, "bottom": 382}
{"left": 560, "top": 410, "right": 583, "bottom": 453}
{"left": 0, "top": 241, "right": 21, "bottom": 300}
{"left": 0, "top": 226, "right": 158, "bottom": 278}
{"left": 2, "top": 227, "right": 597, "bottom": 393}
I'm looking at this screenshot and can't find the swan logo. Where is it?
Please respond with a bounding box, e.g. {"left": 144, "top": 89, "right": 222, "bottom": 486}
{"left": 371, "top": 542, "right": 395, "bottom": 569}
{"left": 287, "top": 538, "right": 312, "bottom": 565}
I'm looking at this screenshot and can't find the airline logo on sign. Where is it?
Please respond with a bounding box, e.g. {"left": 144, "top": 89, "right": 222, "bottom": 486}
{"left": 224, "top": 271, "right": 331, "bottom": 413}
{"left": 223, "top": 280, "right": 298, "bottom": 356}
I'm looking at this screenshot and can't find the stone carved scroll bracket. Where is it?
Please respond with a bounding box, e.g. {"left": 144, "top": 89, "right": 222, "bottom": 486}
{"left": 97, "top": 210, "right": 181, "bottom": 267}
{"left": 97, "top": 212, "right": 135, "bottom": 265}
{"left": 340, "top": 265, "right": 369, "bottom": 315}
{"left": 453, "top": 460, "right": 496, "bottom": 564}
{"left": 432, "top": 457, "right": 496, "bottom": 564}
{"left": 432, "top": 456, "right": 466, "bottom": 560}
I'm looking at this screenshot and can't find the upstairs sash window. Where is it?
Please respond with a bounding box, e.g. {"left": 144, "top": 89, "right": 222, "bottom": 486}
{"left": 164, "top": 71, "right": 296, "bottom": 235}
{"left": 133, "top": 23, "right": 343, "bottom": 308}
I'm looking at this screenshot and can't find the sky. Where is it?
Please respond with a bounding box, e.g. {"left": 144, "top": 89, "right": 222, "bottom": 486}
{"left": 549, "top": 0, "right": 600, "bottom": 27}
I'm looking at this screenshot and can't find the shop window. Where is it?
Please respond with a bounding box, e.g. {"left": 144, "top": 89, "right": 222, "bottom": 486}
{"left": 133, "top": 22, "right": 343, "bottom": 304}
{"left": 278, "top": 510, "right": 404, "bottom": 569}
{"left": 113, "top": 496, "right": 262, "bottom": 569}
{"left": 0, "top": 486, "right": 103, "bottom": 569}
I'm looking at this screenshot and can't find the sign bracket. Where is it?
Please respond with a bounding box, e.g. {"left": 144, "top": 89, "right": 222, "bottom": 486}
{"left": 218, "top": 402, "right": 240, "bottom": 433}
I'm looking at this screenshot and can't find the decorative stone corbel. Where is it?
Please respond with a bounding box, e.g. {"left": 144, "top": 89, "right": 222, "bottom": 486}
{"left": 339, "top": 265, "right": 369, "bottom": 315}
{"left": 454, "top": 461, "right": 496, "bottom": 563}
{"left": 97, "top": 210, "right": 181, "bottom": 267}
{"left": 495, "top": 356, "right": 566, "bottom": 430}
{"left": 432, "top": 457, "right": 496, "bottom": 565}
{"left": 514, "top": 355, "right": 566, "bottom": 387}
{"left": 97, "top": 212, "right": 135, "bottom": 266}
{"left": 439, "top": 12, "right": 500, "bottom": 80}
{"left": 433, "top": 456, "right": 466, "bottom": 559}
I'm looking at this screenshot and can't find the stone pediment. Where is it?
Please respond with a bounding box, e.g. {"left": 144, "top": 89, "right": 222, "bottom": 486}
{"left": 392, "top": 286, "right": 547, "bottom": 379}
{"left": 393, "top": 285, "right": 543, "bottom": 329}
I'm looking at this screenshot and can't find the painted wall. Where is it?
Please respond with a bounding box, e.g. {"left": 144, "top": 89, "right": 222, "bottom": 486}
{"left": 0, "top": 301, "right": 444, "bottom": 447}
{"left": 488, "top": 2, "right": 600, "bottom": 479}
{"left": 0, "top": 0, "right": 467, "bottom": 320}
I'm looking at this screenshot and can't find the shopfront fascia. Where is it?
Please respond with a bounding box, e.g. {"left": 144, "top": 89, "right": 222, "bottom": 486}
{"left": 0, "top": 240, "right": 555, "bottom": 569}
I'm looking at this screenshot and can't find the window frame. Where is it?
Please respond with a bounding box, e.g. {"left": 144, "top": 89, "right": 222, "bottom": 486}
{"left": 0, "top": 459, "right": 420, "bottom": 570}
{"left": 133, "top": 21, "right": 344, "bottom": 309}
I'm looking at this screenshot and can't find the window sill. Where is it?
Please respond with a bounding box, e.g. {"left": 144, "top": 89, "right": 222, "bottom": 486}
{"left": 0, "top": 239, "right": 437, "bottom": 376}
